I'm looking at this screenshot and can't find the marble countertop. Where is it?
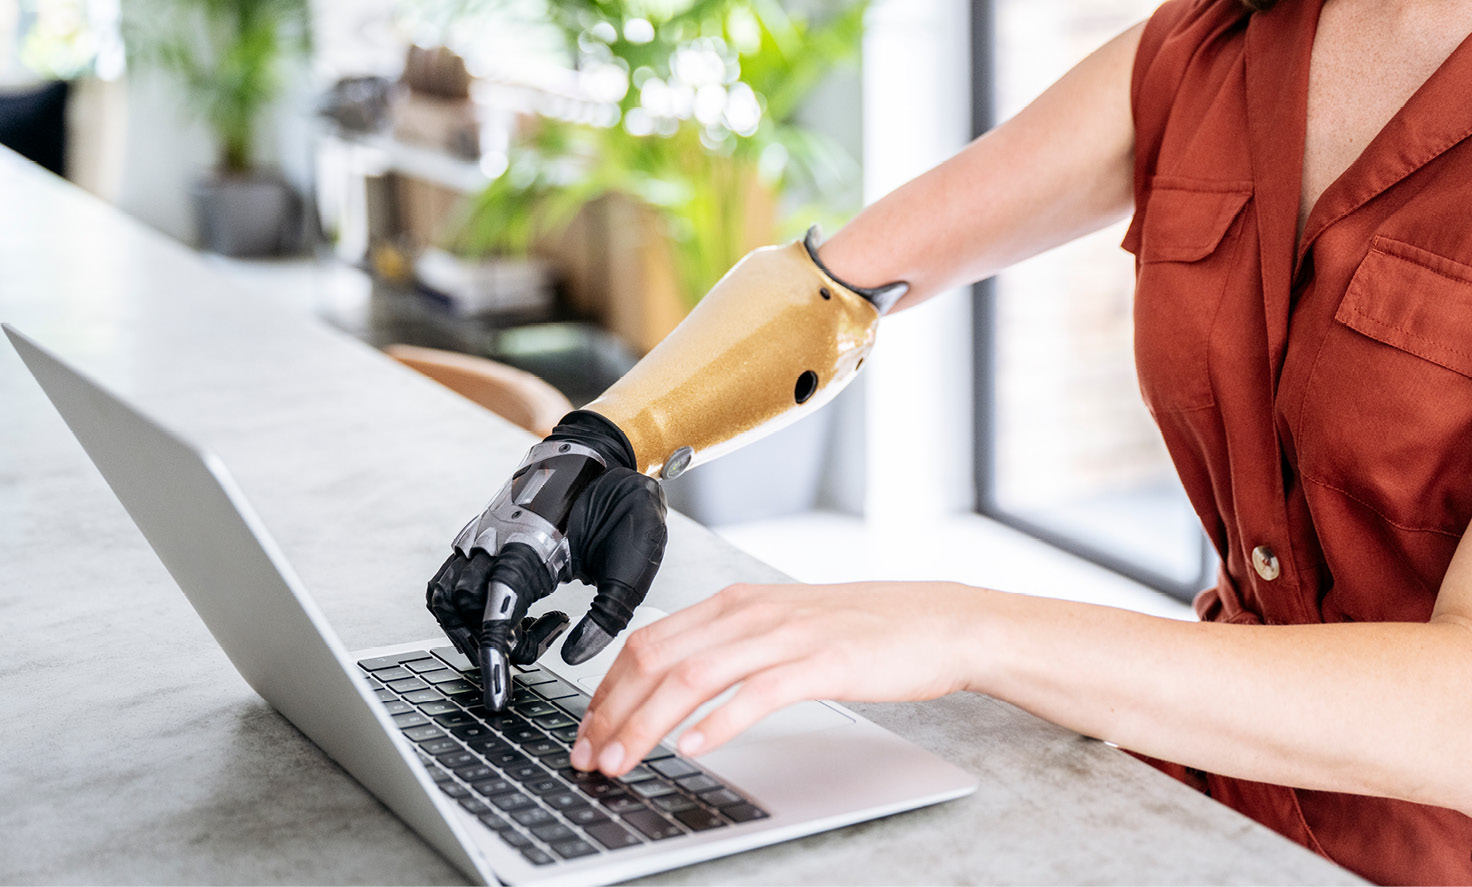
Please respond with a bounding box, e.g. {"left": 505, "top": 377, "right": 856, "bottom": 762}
{"left": 0, "top": 150, "right": 1356, "bottom": 885}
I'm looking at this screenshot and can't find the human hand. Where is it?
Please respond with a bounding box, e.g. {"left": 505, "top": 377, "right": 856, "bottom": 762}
{"left": 425, "top": 412, "right": 667, "bottom": 711}
{"left": 569, "top": 580, "right": 982, "bottom": 776}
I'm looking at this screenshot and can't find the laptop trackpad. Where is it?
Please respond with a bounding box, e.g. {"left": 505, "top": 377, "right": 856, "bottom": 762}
{"left": 574, "top": 674, "right": 855, "bottom": 749}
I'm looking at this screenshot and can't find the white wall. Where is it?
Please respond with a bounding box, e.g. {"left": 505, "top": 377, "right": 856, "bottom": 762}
{"left": 858, "top": 0, "right": 976, "bottom": 521}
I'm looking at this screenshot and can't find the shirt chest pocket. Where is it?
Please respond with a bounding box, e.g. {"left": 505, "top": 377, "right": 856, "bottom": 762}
{"left": 1131, "top": 179, "right": 1253, "bottom": 413}
{"left": 1295, "top": 235, "right": 1472, "bottom": 534}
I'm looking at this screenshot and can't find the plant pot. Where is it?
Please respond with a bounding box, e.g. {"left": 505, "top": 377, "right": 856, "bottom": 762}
{"left": 190, "top": 170, "right": 301, "bottom": 257}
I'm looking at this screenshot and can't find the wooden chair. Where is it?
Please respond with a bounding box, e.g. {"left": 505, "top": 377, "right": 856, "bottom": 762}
{"left": 384, "top": 343, "right": 573, "bottom": 438}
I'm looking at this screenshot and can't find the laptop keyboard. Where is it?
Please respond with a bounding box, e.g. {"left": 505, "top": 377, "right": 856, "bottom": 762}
{"left": 358, "top": 647, "right": 769, "bottom": 867}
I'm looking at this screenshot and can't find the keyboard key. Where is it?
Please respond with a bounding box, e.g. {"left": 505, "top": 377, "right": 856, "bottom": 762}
{"left": 550, "top": 838, "right": 599, "bottom": 859}
{"left": 619, "top": 765, "right": 657, "bottom": 783}
{"left": 357, "top": 656, "right": 402, "bottom": 671}
{"left": 543, "top": 791, "right": 586, "bottom": 811}
{"left": 514, "top": 700, "right": 558, "bottom": 718}
{"left": 557, "top": 696, "right": 590, "bottom": 718}
{"left": 700, "top": 788, "right": 742, "bottom": 808}
{"left": 404, "top": 658, "right": 443, "bottom": 673}
{"left": 496, "top": 829, "right": 532, "bottom": 849}
{"left": 420, "top": 669, "right": 463, "bottom": 685}
{"left": 419, "top": 738, "right": 461, "bottom": 756}
{"left": 471, "top": 778, "right": 514, "bottom": 798}
{"left": 372, "top": 667, "right": 415, "bottom": 682}
{"left": 431, "top": 646, "right": 475, "bottom": 672}
{"left": 513, "top": 668, "right": 555, "bottom": 686}
{"left": 564, "top": 806, "right": 610, "bottom": 827}
{"left": 467, "top": 736, "right": 514, "bottom": 755}
{"left": 677, "top": 774, "right": 721, "bottom": 794}
{"left": 382, "top": 700, "right": 414, "bottom": 716}
{"left": 525, "top": 778, "right": 564, "bottom": 796}
{"left": 418, "top": 700, "right": 459, "bottom": 716}
{"left": 435, "top": 751, "right": 478, "bottom": 769}
{"left": 548, "top": 726, "right": 579, "bottom": 743}
{"left": 540, "top": 752, "right": 572, "bottom": 770}
{"left": 585, "top": 821, "right": 643, "bottom": 850}
{"left": 433, "top": 711, "right": 477, "bottom": 729}
{"left": 630, "top": 780, "right": 676, "bottom": 799}
{"left": 373, "top": 689, "right": 397, "bottom": 703}
{"left": 722, "top": 802, "right": 769, "bottom": 823}
{"left": 439, "top": 782, "right": 471, "bottom": 799}
{"left": 454, "top": 764, "right": 495, "bottom": 784}
{"left": 386, "top": 677, "right": 428, "bottom": 693}
{"left": 403, "top": 688, "right": 446, "bottom": 704}
{"left": 450, "top": 724, "right": 494, "bottom": 741}
{"left": 521, "top": 847, "right": 555, "bottom": 866}
{"left": 512, "top": 687, "right": 540, "bottom": 705}
{"left": 602, "top": 796, "right": 646, "bottom": 815}
{"left": 510, "top": 806, "right": 555, "bottom": 827}
{"left": 477, "top": 810, "right": 512, "bottom": 831}
{"left": 559, "top": 769, "right": 605, "bottom": 785}
{"left": 642, "top": 746, "right": 675, "bottom": 762}
{"left": 438, "top": 679, "right": 479, "bottom": 696}
{"left": 459, "top": 797, "right": 493, "bottom": 816}
{"left": 622, "top": 809, "right": 683, "bottom": 841}
{"left": 580, "top": 780, "right": 622, "bottom": 799}
{"left": 530, "top": 823, "right": 575, "bottom": 843}
{"left": 535, "top": 679, "right": 580, "bottom": 701}
{"left": 652, "top": 794, "right": 698, "bottom": 813}
{"left": 482, "top": 711, "right": 530, "bottom": 731}
{"left": 488, "top": 791, "right": 535, "bottom": 812}
{"left": 674, "top": 807, "right": 726, "bottom": 831}
{"left": 534, "top": 712, "right": 575, "bottom": 730}
{"left": 507, "top": 726, "right": 546, "bottom": 745}
{"left": 426, "top": 767, "right": 455, "bottom": 785}
{"left": 403, "top": 725, "right": 446, "bottom": 742}
{"left": 485, "top": 749, "right": 530, "bottom": 769}
{"left": 392, "top": 712, "right": 430, "bottom": 729}
{"left": 505, "top": 762, "right": 546, "bottom": 782}
{"left": 523, "top": 740, "right": 564, "bottom": 758}
{"left": 650, "top": 758, "right": 699, "bottom": 779}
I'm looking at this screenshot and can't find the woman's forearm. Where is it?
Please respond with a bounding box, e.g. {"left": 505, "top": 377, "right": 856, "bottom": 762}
{"left": 818, "top": 21, "right": 1144, "bottom": 309}
{"left": 969, "top": 589, "right": 1472, "bottom": 814}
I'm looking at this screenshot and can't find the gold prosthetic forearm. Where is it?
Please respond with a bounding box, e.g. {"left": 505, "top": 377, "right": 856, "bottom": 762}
{"left": 585, "top": 232, "right": 905, "bottom": 479}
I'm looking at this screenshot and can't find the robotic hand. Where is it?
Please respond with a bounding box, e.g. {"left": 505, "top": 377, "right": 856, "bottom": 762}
{"left": 427, "top": 229, "right": 906, "bottom": 711}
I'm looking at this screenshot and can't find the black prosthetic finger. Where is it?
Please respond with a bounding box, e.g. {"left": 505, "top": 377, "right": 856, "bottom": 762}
{"left": 426, "top": 552, "right": 473, "bottom": 651}
{"left": 450, "top": 549, "right": 496, "bottom": 623}
{"left": 562, "top": 467, "right": 668, "bottom": 665}
{"left": 479, "top": 542, "right": 555, "bottom": 711}
{"left": 511, "top": 611, "right": 571, "bottom": 665}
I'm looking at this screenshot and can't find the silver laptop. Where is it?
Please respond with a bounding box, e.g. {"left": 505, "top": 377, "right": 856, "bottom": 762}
{"left": 5, "top": 323, "right": 978, "bottom": 886}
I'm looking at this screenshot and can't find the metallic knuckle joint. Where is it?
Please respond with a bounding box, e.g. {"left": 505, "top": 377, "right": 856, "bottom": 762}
{"left": 452, "top": 440, "right": 610, "bottom": 586}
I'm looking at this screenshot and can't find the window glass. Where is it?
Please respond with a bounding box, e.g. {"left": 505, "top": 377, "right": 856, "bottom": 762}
{"left": 986, "top": 0, "right": 1213, "bottom": 596}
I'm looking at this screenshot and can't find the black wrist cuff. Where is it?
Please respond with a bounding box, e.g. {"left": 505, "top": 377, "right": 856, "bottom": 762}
{"left": 802, "top": 226, "right": 909, "bottom": 316}
{"left": 547, "top": 410, "right": 637, "bottom": 471}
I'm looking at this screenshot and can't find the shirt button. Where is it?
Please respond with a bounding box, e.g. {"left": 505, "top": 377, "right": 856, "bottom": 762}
{"left": 1251, "top": 545, "right": 1281, "bottom": 581}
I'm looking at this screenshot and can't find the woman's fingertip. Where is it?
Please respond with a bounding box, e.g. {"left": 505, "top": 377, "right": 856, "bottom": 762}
{"left": 570, "top": 738, "right": 593, "bottom": 771}
{"left": 679, "top": 730, "right": 705, "bottom": 756}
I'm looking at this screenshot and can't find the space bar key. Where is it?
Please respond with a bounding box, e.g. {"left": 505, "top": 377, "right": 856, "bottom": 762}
{"left": 584, "top": 821, "right": 643, "bottom": 850}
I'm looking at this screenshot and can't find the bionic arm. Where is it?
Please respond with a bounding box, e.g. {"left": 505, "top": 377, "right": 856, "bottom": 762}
{"left": 426, "top": 230, "right": 907, "bottom": 710}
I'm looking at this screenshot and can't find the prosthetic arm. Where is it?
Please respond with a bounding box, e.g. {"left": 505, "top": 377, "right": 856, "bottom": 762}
{"left": 425, "top": 230, "right": 907, "bottom": 710}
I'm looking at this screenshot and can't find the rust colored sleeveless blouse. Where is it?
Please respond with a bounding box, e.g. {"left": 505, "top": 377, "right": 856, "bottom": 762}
{"left": 1123, "top": 0, "right": 1472, "bottom": 882}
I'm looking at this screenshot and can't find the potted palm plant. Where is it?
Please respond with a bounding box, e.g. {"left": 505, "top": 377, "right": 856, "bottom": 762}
{"left": 123, "top": 0, "right": 311, "bottom": 256}
{"left": 447, "top": 0, "right": 869, "bottom": 524}
{"left": 447, "top": 0, "right": 868, "bottom": 345}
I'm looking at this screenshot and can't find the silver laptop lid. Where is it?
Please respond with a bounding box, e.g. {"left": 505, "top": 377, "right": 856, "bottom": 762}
{"left": 3, "top": 324, "right": 497, "bottom": 884}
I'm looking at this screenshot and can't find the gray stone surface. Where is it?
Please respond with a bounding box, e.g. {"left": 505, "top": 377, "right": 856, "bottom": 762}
{"left": 0, "top": 150, "right": 1357, "bottom": 885}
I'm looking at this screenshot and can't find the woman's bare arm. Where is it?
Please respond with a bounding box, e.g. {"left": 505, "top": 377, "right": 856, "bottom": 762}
{"left": 817, "top": 21, "right": 1143, "bottom": 310}
{"left": 571, "top": 522, "right": 1472, "bottom": 817}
